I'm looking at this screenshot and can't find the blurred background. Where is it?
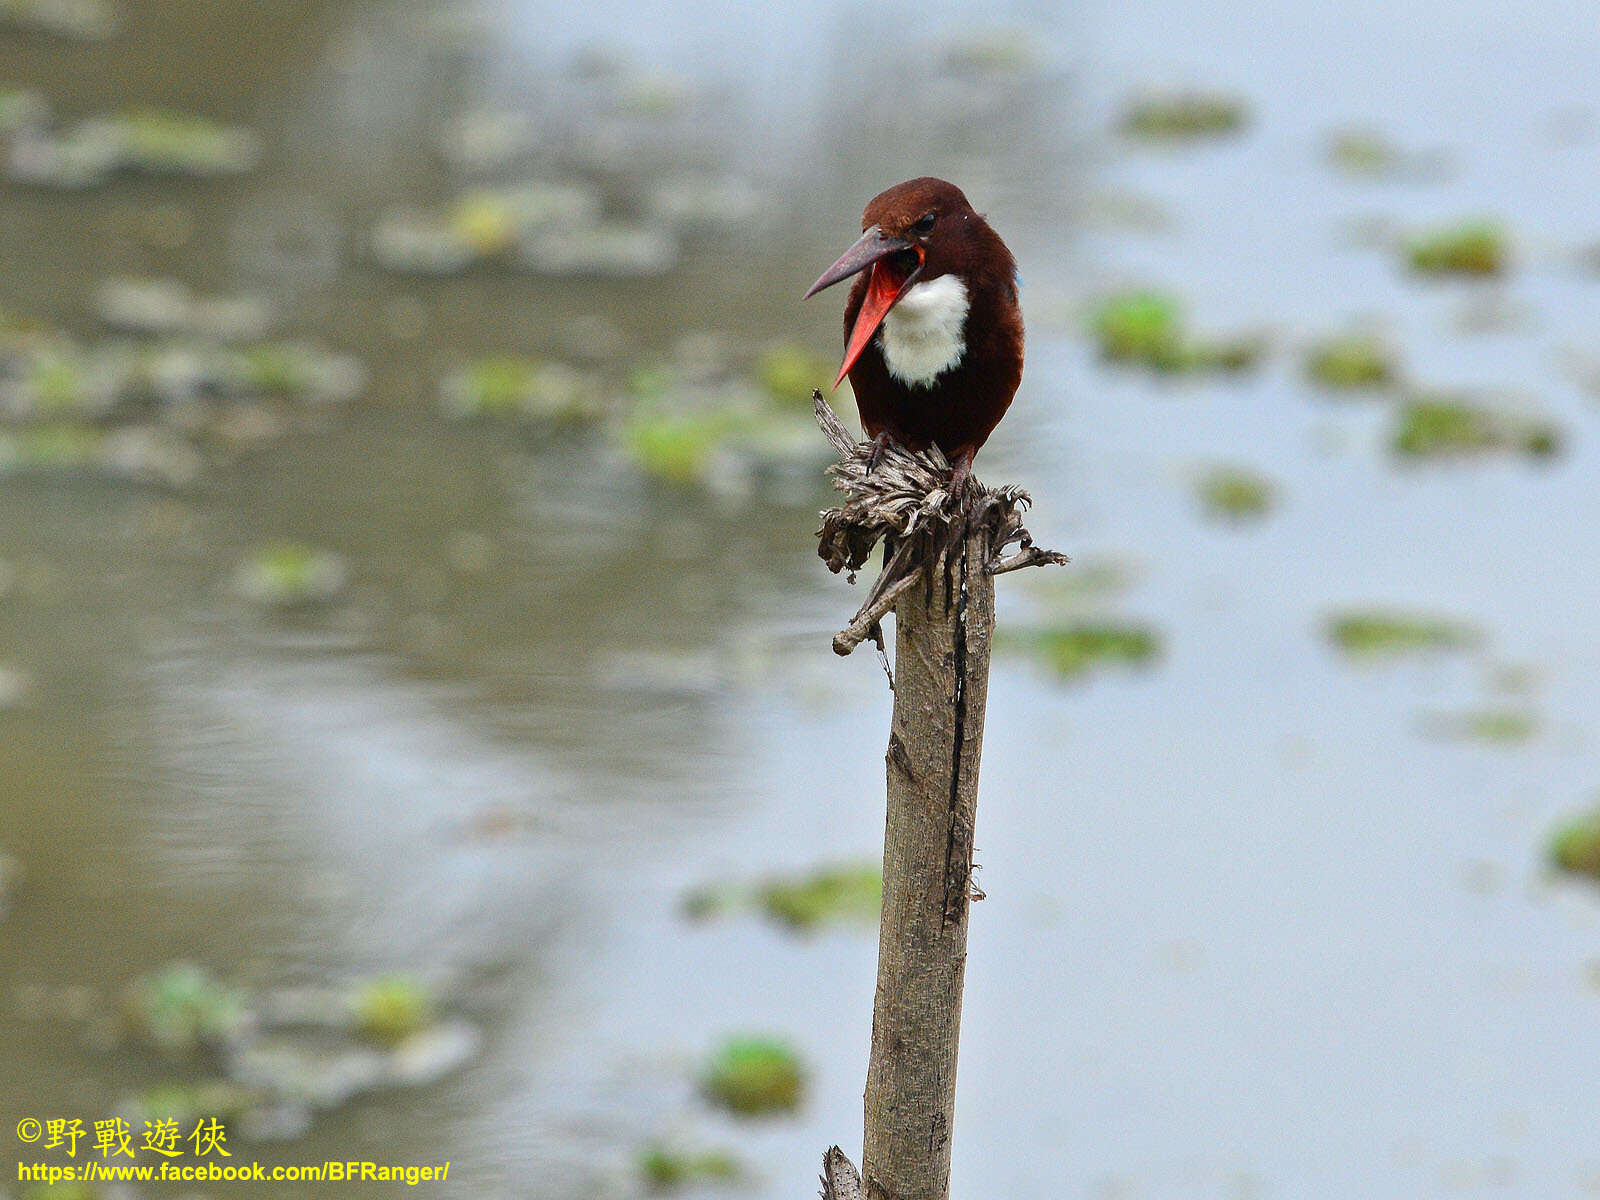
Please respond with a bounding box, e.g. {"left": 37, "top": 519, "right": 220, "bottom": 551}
{"left": 2, "top": 0, "right": 1600, "bottom": 1196}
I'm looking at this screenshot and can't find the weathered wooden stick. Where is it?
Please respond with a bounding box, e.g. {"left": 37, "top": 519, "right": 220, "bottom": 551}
{"left": 862, "top": 518, "right": 993, "bottom": 1199}
{"left": 811, "top": 392, "right": 1064, "bottom": 1199}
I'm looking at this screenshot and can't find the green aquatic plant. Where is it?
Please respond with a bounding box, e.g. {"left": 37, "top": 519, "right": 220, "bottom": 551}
{"left": 1326, "top": 610, "right": 1478, "bottom": 659}
{"left": 7, "top": 423, "right": 103, "bottom": 467}
{"left": 621, "top": 407, "right": 741, "bottom": 485}
{"left": 124, "top": 962, "right": 250, "bottom": 1054}
{"left": 1406, "top": 220, "right": 1507, "bottom": 277}
{"left": 439, "top": 356, "right": 603, "bottom": 423}
{"left": 639, "top": 1143, "right": 743, "bottom": 1192}
{"left": 1419, "top": 707, "right": 1539, "bottom": 745}
{"left": 1392, "top": 396, "right": 1560, "bottom": 461}
{"left": 754, "top": 343, "right": 836, "bottom": 408}
{"left": 1551, "top": 809, "right": 1600, "bottom": 881}
{"left": 683, "top": 863, "right": 881, "bottom": 932}
{"left": 757, "top": 864, "right": 882, "bottom": 932}
{"left": 351, "top": 974, "right": 435, "bottom": 1047}
{"left": 1092, "top": 291, "right": 1185, "bottom": 367}
{"left": 1304, "top": 333, "right": 1398, "bottom": 390}
{"left": 1197, "top": 467, "right": 1274, "bottom": 522}
{"left": 1013, "top": 622, "right": 1161, "bottom": 680}
{"left": 1327, "top": 128, "right": 1398, "bottom": 177}
{"left": 1120, "top": 90, "right": 1248, "bottom": 141}
{"left": 1091, "top": 291, "right": 1260, "bottom": 373}
{"left": 110, "top": 107, "right": 259, "bottom": 176}
{"left": 233, "top": 342, "right": 365, "bottom": 403}
{"left": 701, "top": 1036, "right": 805, "bottom": 1116}
{"left": 233, "top": 541, "right": 348, "bottom": 608}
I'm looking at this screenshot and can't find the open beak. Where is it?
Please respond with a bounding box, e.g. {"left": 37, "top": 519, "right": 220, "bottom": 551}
{"left": 804, "top": 225, "right": 923, "bottom": 389}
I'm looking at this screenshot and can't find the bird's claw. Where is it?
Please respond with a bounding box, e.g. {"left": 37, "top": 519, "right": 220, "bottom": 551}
{"left": 864, "top": 431, "right": 893, "bottom": 475}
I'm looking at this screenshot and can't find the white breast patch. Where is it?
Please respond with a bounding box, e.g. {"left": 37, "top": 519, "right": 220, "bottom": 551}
{"left": 878, "top": 274, "right": 969, "bottom": 389}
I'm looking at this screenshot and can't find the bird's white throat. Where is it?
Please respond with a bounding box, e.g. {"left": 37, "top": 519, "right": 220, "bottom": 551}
{"left": 878, "top": 275, "right": 969, "bottom": 388}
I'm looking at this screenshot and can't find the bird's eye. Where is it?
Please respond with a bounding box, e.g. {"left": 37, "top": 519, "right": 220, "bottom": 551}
{"left": 911, "top": 212, "right": 936, "bottom": 236}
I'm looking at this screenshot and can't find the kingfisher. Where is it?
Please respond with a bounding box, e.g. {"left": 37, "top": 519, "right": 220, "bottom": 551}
{"left": 804, "top": 176, "right": 1023, "bottom": 497}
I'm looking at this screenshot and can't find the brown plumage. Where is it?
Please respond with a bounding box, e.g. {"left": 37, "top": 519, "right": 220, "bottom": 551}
{"left": 805, "top": 177, "right": 1024, "bottom": 493}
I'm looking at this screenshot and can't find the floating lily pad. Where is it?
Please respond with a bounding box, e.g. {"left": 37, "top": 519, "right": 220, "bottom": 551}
{"left": 350, "top": 974, "right": 435, "bottom": 1048}
{"left": 0, "top": 423, "right": 103, "bottom": 469}
{"left": 1326, "top": 610, "right": 1479, "bottom": 659}
{"left": 1014, "top": 622, "right": 1161, "bottom": 680}
{"left": 1326, "top": 127, "right": 1449, "bottom": 181}
{"left": 110, "top": 108, "right": 260, "bottom": 176}
{"left": 685, "top": 862, "right": 882, "bottom": 932}
{"left": 1091, "top": 291, "right": 1260, "bottom": 373}
{"left": 1304, "top": 333, "right": 1398, "bottom": 390}
{"left": 1407, "top": 220, "right": 1508, "bottom": 277}
{"left": 232, "top": 541, "right": 348, "bottom": 609}
{"left": 622, "top": 406, "right": 741, "bottom": 485}
{"left": 1392, "top": 396, "right": 1560, "bottom": 461}
{"left": 701, "top": 1036, "right": 804, "bottom": 1116}
{"left": 232, "top": 342, "right": 365, "bottom": 402}
{"left": 11, "top": 108, "right": 257, "bottom": 186}
{"left": 758, "top": 864, "right": 881, "bottom": 931}
{"left": 640, "top": 1143, "right": 743, "bottom": 1192}
{"left": 1120, "top": 90, "right": 1248, "bottom": 141}
{"left": 1551, "top": 809, "right": 1600, "bottom": 881}
{"left": 941, "top": 28, "right": 1041, "bottom": 75}
{"left": 754, "top": 343, "right": 836, "bottom": 408}
{"left": 1418, "top": 707, "right": 1539, "bottom": 744}
{"left": 124, "top": 962, "right": 252, "bottom": 1054}
{"left": 1197, "top": 467, "right": 1274, "bottom": 522}
{"left": 439, "top": 356, "right": 604, "bottom": 424}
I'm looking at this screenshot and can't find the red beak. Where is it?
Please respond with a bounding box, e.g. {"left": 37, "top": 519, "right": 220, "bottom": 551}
{"left": 804, "top": 225, "right": 923, "bottom": 389}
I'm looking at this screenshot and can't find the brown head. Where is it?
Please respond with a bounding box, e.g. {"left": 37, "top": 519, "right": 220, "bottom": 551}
{"left": 804, "top": 177, "right": 1016, "bottom": 387}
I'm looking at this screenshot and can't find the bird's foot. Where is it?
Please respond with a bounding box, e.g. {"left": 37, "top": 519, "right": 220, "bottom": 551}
{"left": 864, "top": 431, "right": 894, "bottom": 475}
{"left": 947, "top": 449, "right": 975, "bottom": 510}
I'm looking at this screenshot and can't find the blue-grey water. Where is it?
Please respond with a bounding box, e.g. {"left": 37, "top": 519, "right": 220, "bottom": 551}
{"left": 2, "top": 1, "right": 1599, "bottom": 1197}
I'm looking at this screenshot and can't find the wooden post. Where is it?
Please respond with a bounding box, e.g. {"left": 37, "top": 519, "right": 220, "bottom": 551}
{"left": 862, "top": 522, "right": 992, "bottom": 1199}
{"left": 812, "top": 393, "right": 1064, "bottom": 1200}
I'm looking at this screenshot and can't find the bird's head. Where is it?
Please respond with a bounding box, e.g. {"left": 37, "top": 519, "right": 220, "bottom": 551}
{"left": 804, "top": 177, "right": 991, "bottom": 389}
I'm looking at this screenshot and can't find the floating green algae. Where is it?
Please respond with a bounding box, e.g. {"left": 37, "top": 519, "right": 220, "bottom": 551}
{"left": 684, "top": 862, "right": 881, "bottom": 932}
{"left": 1120, "top": 90, "right": 1248, "bottom": 141}
{"left": 1012, "top": 622, "right": 1161, "bottom": 681}
{"left": 350, "top": 974, "right": 436, "bottom": 1048}
{"left": 621, "top": 406, "right": 742, "bottom": 485}
{"left": 232, "top": 541, "right": 348, "bottom": 609}
{"left": 1550, "top": 809, "right": 1600, "bottom": 881}
{"left": 1391, "top": 396, "right": 1559, "bottom": 461}
{"left": 439, "top": 356, "right": 604, "bottom": 423}
{"left": 124, "top": 962, "right": 251, "bottom": 1054}
{"left": 1304, "top": 333, "right": 1398, "bottom": 391}
{"left": 754, "top": 342, "right": 837, "bottom": 408}
{"left": 639, "top": 1143, "right": 743, "bottom": 1192}
{"left": 1197, "top": 467, "right": 1274, "bottom": 522}
{"left": 1091, "top": 291, "right": 1260, "bottom": 373}
{"left": 1418, "top": 707, "right": 1539, "bottom": 745}
{"left": 701, "top": 1036, "right": 805, "bottom": 1116}
{"left": 758, "top": 864, "right": 882, "bottom": 931}
{"left": 1326, "top": 610, "right": 1479, "bottom": 659}
{"left": 1406, "top": 220, "right": 1508, "bottom": 277}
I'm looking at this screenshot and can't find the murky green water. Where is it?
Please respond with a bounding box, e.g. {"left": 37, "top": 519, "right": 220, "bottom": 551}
{"left": 3, "top": 1, "right": 1600, "bottom": 1197}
